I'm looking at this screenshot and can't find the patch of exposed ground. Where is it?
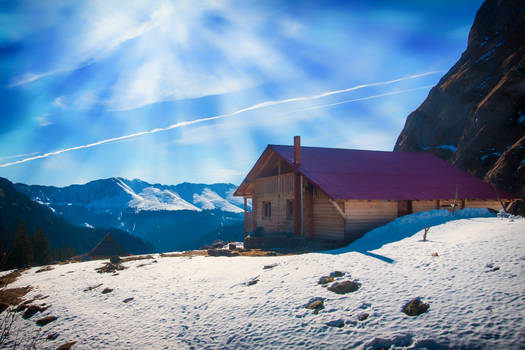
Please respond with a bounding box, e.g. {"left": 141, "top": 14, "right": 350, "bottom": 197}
{"left": 0, "top": 286, "right": 32, "bottom": 312}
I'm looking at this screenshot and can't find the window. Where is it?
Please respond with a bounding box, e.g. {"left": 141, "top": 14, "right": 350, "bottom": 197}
{"left": 264, "top": 201, "right": 271, "bottom": 218}
{"left": 286, "top": 199, "right": 294, "bottom": 219}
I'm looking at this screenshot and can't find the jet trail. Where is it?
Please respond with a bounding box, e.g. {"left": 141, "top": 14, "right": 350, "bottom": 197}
{"left": 0, "top": 71, "right": 439, "bottom": 168}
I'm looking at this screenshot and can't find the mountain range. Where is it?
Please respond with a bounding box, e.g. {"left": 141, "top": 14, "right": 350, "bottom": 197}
{"left": 14, "top": 177, "right": 246, "bottom": 251}
{"left": 0, "top": 177, "right": 154, "bottom": 257}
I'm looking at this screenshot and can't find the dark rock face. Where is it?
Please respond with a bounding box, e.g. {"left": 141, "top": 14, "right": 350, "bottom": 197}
{"left": 395, "top": 0, "right": 525, "bottom": 196}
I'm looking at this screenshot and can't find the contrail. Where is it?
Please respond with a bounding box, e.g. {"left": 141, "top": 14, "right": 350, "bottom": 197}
{"left": 0, "top": 71, "right": 440, "bottom": 168}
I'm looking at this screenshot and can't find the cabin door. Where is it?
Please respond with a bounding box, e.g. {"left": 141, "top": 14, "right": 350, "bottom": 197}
{"left": 397, "top": 200, "right": 412, "bottom": 217}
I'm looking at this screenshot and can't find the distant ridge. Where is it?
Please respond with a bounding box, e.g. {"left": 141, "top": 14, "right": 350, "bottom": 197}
{"left": 0, "top": 177, "right": 155, "bottom": 256}
{"left": 13, "top": 177, "right": 245, "bottom": 252}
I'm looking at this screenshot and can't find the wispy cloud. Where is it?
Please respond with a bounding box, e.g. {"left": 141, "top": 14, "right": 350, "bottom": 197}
{"left": 0, "top": 72, "right": 438, "bottom": 168}
{"left": 34, "top": 114, "right": 53, "bottom": 127}
{"left": 7, "top": 3, "right": 174, "bottom": 88}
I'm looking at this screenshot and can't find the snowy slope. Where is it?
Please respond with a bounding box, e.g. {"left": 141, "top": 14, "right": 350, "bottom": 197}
{"left": 129, "top": 187, "right": 201, "bottom": 212}
{"left": 193, "top": 188, "right": 243, "bottom": 213}
{"left": 4, "top": 209, "right": 524, "bottom": 349}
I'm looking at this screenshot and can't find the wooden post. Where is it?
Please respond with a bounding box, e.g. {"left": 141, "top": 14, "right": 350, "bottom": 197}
{"left": 300, "top": 175, "right": 304, "bottom": 236}
{"left": 294, "top": 136, "right": 301, "bottom": 236}
{"left": 294, "top": 173, "right": 301, "bottom": 236}
{"left": 452, "top": 185, "right": 458, "bottom": 215}
{"left": 243, "top": 197, "right": 248, "bottom": 238}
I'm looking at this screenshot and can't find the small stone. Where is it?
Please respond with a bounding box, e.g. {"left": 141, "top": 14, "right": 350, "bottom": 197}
{"left": 36, "top": 315, "right": 57, "bottom": 326}
{"left": 101, "top": 288, "right": 113, "bottom": 294}
{"left": 246, "top": 278, "right": 259, "bottom": 286}
{"left": 358, "top": 312, "right": 369, "bottom": 321}
{"left": 263, "top": 263, "right": 278, "bottom": 270}
{"left": 326, "top": 319, "right": 345, "bottom": 328}
{"left": 431, "top": 252, "right": 439, "bottom": 257}
{"left": 330, "top": 271, "right": 344, "bottom": 277}
{"left": 47, "top": 332, "right": 59, "bottom": 340}
{"left": 327, "top": 280, "right": 360, "bottom": 294}
{"left": 306, "top": 298, "right": 324, "bottom": 314}
{"left": 123, "top": 297, "right": 134, "bottom": 303}
{"left": 318, "top": 276, "right": 335, "bottom": 285}
{"left": 402, "top": 298, "right": 429, "bottom": 316}
{"left": 83, "top": 283, "right": 103, "bottom": 292}
{"left": 57, "top": 341, "right": 76, "bottom": 350}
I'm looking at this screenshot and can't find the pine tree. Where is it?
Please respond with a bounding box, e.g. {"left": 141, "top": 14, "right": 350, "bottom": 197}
{"left": 9, "top": 221, "right": 33, "bottom": 268}
{"left": 31, "top": 229, "right": 52, "bottom": 266}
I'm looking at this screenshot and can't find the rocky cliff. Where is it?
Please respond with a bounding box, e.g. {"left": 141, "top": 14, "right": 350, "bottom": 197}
{"left": 395, "top": 0, "right": 525, "bottom": 196}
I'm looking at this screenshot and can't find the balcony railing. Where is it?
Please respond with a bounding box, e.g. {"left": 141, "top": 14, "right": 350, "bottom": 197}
{"left": 255, "top": 173, "right": 294, "bottom": 194}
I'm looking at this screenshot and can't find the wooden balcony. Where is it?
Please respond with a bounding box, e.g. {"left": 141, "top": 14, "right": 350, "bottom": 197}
{"left": 254, "top": 173, "right": 294, "bottom": 194}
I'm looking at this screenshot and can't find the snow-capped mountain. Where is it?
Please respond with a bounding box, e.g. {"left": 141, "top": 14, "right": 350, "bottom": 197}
{"left": 14, "top": 178, "right": 247, "bottom": 251}
{"left": 15, "top": 177, "right": 245, "bottom": 216}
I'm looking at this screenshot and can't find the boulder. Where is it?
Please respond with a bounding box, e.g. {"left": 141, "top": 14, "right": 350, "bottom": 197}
{"left": 306, "top": 298, "right": 324, "bottom": 314}
{"left": 326, "top": 319, "right": 345, "bottom": 328}
{"left": 328, "top": 280, "right": 360, "bottom": 294}
{"left": 358, "top": 312, "right": 369, "bottom": 321}
{"left": 36, "top": 315, "right": 57, "bottom": 326}
{"left": 47, "top": 332, "right": 59, "bottom": 340}
{"left": 402, "top": 298, "right": 429, "bottom": 316}
{"left": 57, "top": 342, "right": 76, "bottom": 350}
{"left": 318, "top": 276, "right": 335, "bottom": 285}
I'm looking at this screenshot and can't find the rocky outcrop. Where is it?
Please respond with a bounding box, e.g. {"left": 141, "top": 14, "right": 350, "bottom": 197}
{"left": 395, "top": 0, "right": 525, "bottom": 196}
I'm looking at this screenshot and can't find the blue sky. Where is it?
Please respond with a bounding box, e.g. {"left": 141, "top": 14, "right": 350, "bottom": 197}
{"left": 0, "top": 0, "right": 483, "bottom": 186}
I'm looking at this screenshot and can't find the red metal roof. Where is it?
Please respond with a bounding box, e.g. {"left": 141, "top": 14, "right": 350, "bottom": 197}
{"left": 269, "top": 145, "right": 515, "bottom": 200}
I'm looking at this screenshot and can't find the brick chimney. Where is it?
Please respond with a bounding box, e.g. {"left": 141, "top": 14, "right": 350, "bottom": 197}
{"left": 294, "top": 136, "right": 301, "bottom": 166}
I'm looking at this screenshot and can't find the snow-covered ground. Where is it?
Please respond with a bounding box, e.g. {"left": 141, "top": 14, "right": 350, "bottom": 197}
{"left": 3, "top": 209, "right": 525, "bottom": 349}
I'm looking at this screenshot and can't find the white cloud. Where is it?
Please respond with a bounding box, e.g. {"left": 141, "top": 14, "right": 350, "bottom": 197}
{"left": 34, "top": 114, "right": 53, "bottom": 127}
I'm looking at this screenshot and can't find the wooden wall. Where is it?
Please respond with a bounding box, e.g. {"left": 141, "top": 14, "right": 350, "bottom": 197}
{"left": 465, "top": 200, "right": 503, "bottom": 211}
{"left": 412, "top": 200, "right": 439, "bottom": 213}
{"left": 343, "top": 200, "right": 398, "bottom": 241}
{"left": 310, "top": 191, "right": 344, "bottom": 240}
{"left": 252, "top": 174, "right": 295, "bottom": 234}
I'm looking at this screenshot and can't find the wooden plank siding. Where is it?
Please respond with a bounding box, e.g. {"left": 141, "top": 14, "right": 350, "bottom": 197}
{"left": 252, "top": 174, "right": 295, "bottom": 234}
{"left": 311, "top": 192, "right": 344, "bottom": 240}
{"left": 466, "top": 200, "right": 503, "bottom": 210}
{"left": 412, "top": 200, "right": 439, "bottom": 213}
{"left": 343, "top": 200, "right": 398, "bottom": 241}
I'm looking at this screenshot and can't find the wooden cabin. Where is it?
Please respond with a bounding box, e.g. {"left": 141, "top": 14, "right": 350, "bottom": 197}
{"left": 234, "top": 137, "right": 515, "bottom": 248}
